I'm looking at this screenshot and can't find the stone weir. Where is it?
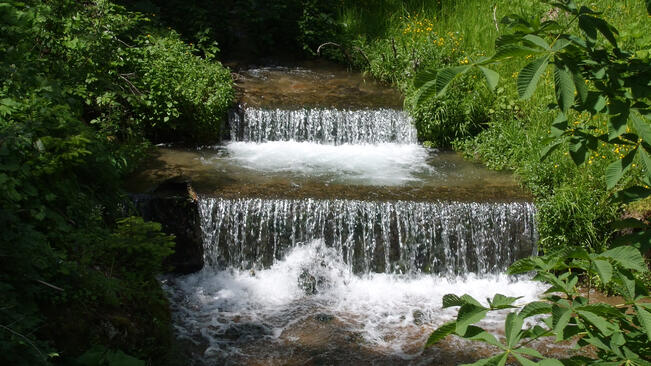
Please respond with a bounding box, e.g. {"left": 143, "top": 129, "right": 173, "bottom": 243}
{"left": 199, "top": 197, "right": 537, "bottom": 276}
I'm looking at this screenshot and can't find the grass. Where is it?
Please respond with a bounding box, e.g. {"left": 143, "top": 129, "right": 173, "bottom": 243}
{"left": 329, "top": 0, "right": 650, "bottom": 253}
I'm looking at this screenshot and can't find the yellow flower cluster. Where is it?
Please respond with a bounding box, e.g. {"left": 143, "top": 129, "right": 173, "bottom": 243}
{"left": 402, "top": 14, "right": 435, "bottom": 35}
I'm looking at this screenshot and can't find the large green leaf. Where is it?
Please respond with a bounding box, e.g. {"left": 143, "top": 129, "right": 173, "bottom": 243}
{"left": 592, "top": 259, "right": 613, "bottom": 284}
{"left": 442, "top": 294, "right": 482, "bottom": 308}
{"left": 605, "top": 147, "right": 637, "bottom": 189}
{"left": 456, "top": 304, "right": 489, "bottom": 334}
{"left": 639, "top": 148, "right": 651, "bottom": 182}
{"left": 636, "top": 305, "right": 651, "bottom": 341}
{"left": 515, "top": 347, "right": 543, "bottom": 358}
{"left": 578, "top": 15, "right": 618, "bottom": 48}
{"left": 517, "top": 55, "right": 551, "bottom": 99}
{"left": 572, "top": 72, "right": 588, "bottom": 104}
{"left": 569, "top": 135, "right": 590, "bottom": 166}
{"left": 552, "top": 305, "right": 572, "bottom": 341}
{"left": 425, "top": 321, "right": 456, "bottom": 347}
{"left": 513, "top": 353, "right": 537, "bottom": 366}
{"left": 435, "top": 65, "right": 472, "bottom": 95}
{"left": 600, "top": 246, "right": 647, "bottom": 272}
{"left": 519, "top": 301, "right": 552, "bottom": 319}
{"left": 460, "top": 352, "right": 508, "bottom": 366}
{"left": 608, "top": 99, "right": 630, "bottom": 140}
{"left": 631, "top": 112, "right": 651, "bottom": 145}
{"left": 478, "top": 66, "right": 499, "bottom": 91}
{"left": 612, "top": 186, "right": 651, "bottom": 204}
{"left": 413, "top": 69, "right": 438, "bottom": 89}
{"left": 576, "top": 310, "right": 614, "bottom": 335}
{"left": 538, "top": 360, "right": 564, "bottom": 366}
{"left": 505, "top": 312, "right": 524, "bottom": 347}
{"left": 523, "top": 34, "right": 551, "bottom": 50}
{"left": 462, "top": 325, "right": 504, "bottom": 348}
{"left": 489, "top": 294, "right": 522, "bottom": 309}
{"left": 491, "top": 44, "right": 541, "bottom": 62}
{"left": 415, "top": 79, "right": 438, "bottom": 107}
{"left": 554, "top": 65, "right": 575, "bottom": 113}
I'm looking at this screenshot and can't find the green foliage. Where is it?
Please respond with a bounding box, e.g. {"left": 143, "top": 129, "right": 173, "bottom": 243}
{"left": 0, "top": 0, "right": 232, "bottom": 364}
{"left": 420, "top": 1, "right": 651, "bottom": 364}
{"left": 133, "top": 33, "right": 234, "bottom": 143}
{"left": 427, "top": 246, "right": 651, "bottom": 365}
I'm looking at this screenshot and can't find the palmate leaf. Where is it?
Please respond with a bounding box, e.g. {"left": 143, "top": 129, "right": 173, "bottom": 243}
{"left": 612, "top": 185, "right": 651, "bottom": 204}
{"left": 554, "top": 65, "right": 575, "bottom": 113}
{"left": 608, "top": 99, "right": 630, "bottom": 140}
{"left": 442, "top": 294, "right": 483, "bottom": 308}
{"left": 492, "top": 44, "right": 542, "bottom": 62}
{"left": 576, "top": 309, "right": 614, "bottom": 335}
{"left": 462, "top": 325, "right": 504, "bottom": 348}
{"left": 573, "top": 72, "right": 588, "bottom": 104}
{"left": 600, "top": 246, "right": 647, "bottom": 272}
{"left": 415, "top": 65, "right": 471, "bottom": 105}
{"left": 478, "top": 66, "right": 499, "bottom": 91}
{"left": 630, "top": 112, "right": 651, "bottom": 145}
{"left": 413, "top": 69, "right": 438, "bottom": 89}
{"left": 489, "top": 294, "right": 522, "bottom": 309}
{"left": 517, "top": 55, "right": 551, "bottom": 99}
{"left": 425, "top": 321, "right": 456, "bottom": 347}
{"left": 591, "top": 259, "right": 613, "bottom": 284}
{"left": 605, "top": 147, "right": 637, "bottom": 189}
{"left": 635, "top": 305, "right": 651, "bottom": 341}
{"left": 569, "top": 135, "right": 590, "bottom": 165}
{"left": 415, "top": 79, "right": 439, "bottom": 107}
{"left": 523, "top": 34, "right": 551, "bottom": 50}
{"left": 519, "top": 301, "right": 552, "bottom": 319}
{"left": 512, "top": 353, "right": 537, "bottom": 366}
{"left": 435, "top": 65, "right": 472, "bottom": 94}
{"left": 456, "top": 304, "right": 489, "bottom": 334}
{"left": 460, "top": 352, "right": 508, "bottom": 366}
{"left": 505, "top": 312, "right": 524, "bottom": 347}
{"left": 552, "top": 305, "right": 572, "bottom": 341}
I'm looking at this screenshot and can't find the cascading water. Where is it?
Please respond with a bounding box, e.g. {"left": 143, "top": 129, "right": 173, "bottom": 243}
{"left": 158, "top": 65, "right": 544, "bottom": 365}
{"left": 199, "top": 197, "right": 537, "bottom": 275}
{"left": 229, "top": 107, "right": 417, "bottom": 144}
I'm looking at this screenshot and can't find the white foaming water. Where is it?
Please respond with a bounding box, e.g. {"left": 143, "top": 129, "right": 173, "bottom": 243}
{"left": 163, "top": 240, "right": 544, "bottom": 363}
{"left": 217, "top": 141, "right": 433, "bottom": 185}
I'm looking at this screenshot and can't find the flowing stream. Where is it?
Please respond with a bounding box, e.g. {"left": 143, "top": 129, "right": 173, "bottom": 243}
{"left": 153, "top": 63, "right": 544, "bottom": 365}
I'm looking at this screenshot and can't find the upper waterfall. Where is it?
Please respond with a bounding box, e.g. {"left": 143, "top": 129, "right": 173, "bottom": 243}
{"left": 229, "top": 107, "right": 418, "bottom": 144}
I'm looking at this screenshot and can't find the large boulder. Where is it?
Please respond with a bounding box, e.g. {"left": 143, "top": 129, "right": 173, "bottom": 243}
{"left": 134, "top": 176, "right": 204, "bottom": 274}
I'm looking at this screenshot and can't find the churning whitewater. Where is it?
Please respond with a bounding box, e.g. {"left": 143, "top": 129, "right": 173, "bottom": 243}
{"left": 220, "top": 141, "right": 432, "bottom": 185}
{"left": 163, "top": 240, "right": 544, "bottom": 364}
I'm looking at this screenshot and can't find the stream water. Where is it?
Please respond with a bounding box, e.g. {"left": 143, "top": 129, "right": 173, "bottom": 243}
{"left": 140, "top": 63, "right": 547, "bottom": 365}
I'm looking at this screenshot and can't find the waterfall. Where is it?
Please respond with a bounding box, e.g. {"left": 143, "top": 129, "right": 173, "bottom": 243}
{"left": 198, "top": 197, "right": 537, "bottom": 276}
{"left": 229, "top": 107, "right": 418, "bottom": 144}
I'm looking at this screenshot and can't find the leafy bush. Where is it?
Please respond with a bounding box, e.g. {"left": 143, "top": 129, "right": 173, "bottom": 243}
{"left": 0, "top": 0, "right": 233, "bottom": 363}
{"left": 134, "top": 33, "right": 234, "bottom": 143}
{"left": 420, "top": 1, "right": 650, "bottom": 364}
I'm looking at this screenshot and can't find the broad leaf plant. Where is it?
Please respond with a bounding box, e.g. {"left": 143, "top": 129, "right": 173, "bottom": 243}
{"left": 416, "top": 0, "right": 651, "bottom": 364}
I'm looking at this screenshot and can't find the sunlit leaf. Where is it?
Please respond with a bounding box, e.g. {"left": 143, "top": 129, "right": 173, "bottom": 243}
{"left": 517, "top": 55, "right": 550, "bottom": 99}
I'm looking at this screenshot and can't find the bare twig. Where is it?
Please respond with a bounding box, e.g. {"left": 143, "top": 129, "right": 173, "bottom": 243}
{"left": 36, "top": 279, "right": 64, "bottom": 292}
{"left": 118, "top": 74, "right": 142, "bottom": 95}
{"left": 353, "top": 46, "right": 371, "bottom": 66}
{"left": 316, "top": 42, "right": 353, "bottom": 65}
{"left": 0, "top": 324, "right": 46, "bottom": 362}
{"left": 493, "top": 4, "right": 499, "bottom": 32}
{"left": 316, "top": 42, "right": 342, "bottom": 55}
